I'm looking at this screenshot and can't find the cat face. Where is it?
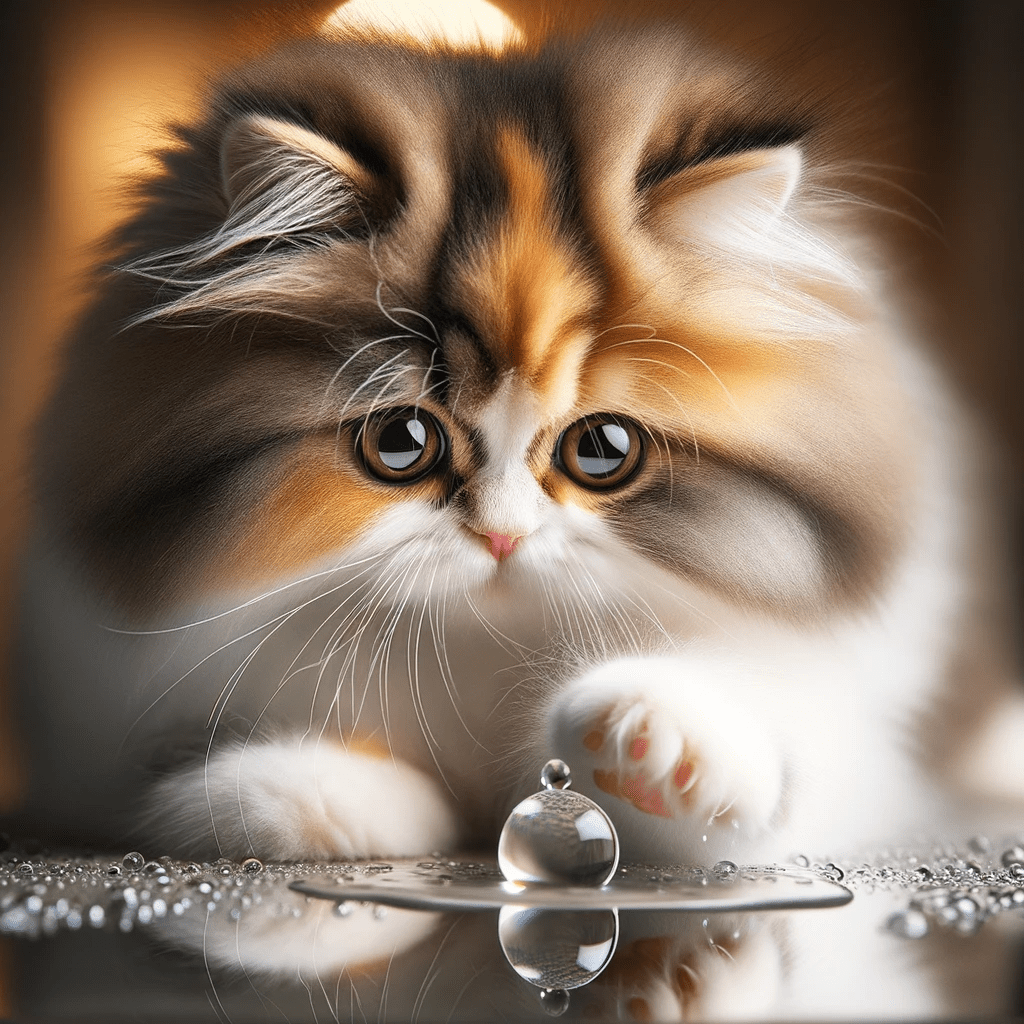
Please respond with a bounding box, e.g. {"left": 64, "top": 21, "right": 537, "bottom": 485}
{"left": 38, "top": 20, "right": 911, "bottom": 626}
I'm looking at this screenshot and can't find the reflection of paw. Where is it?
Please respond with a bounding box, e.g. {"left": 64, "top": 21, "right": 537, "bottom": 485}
{"left": 587, "top": 919, "right": 782, "bottom": 1021}
{"left": 549, "top": 658, "right": 782, "bottom": 834}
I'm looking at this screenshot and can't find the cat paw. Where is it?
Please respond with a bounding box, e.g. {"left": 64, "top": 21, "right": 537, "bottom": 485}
{"left": 142, "top": 738, "right": 461, "bottom": 861}
{"left": 548, "top": 657, "right": 783, "bottom": 843}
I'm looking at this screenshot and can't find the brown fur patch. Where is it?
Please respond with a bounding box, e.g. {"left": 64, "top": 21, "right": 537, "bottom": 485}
{"left": 450, "top": 128, "right": 596, "bottom": 414}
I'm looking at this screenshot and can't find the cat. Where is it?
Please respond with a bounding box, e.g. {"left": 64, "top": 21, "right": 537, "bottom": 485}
{"left": 13, "top": 0, "right": 1024, "bottom": 867}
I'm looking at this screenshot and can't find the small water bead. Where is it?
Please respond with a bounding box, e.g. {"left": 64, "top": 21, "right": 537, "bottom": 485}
{"left": 885, "top": 909, "right": 929, "bottom": 939}
{"left": 540, "top": 759, "right": 572, "bottom": 791}
{"left": 712, "top": 860, "right": 738, "bottom": 882}
{"left": 793, "top": 854, "right": 810, "bottom": 868}
{"left": 241, "top": 857, "right": 264, "bottom": 875}
{"left": 967, "top": 835, "right": 992, "bottom": 857}
{"left": 15, "top": 862, "right": 35, "bottom": 878}
{"left": 106, "top": 864, "right": 122, "bottom": 878}
{"left": 1000, "top": 845, "right": 1024, "bottom": 869}
{"left": 372, "top": 904, "right": 388, "bottom": 920}
{"left": 498, "top": 906, "right": 618, "bottom": 990}
{"left": 820, "top": 863, "right": 845, "bottom": 882}
{"left": 1009, "top": 864, "right": 1024, "bottom": 881}
{"left": 914, "top": 866, "right": 934, "bottom": 881}
{"left": 333, "top": 901, "right": 354, "bottom": 918}
{"left": 121, "top": 852, "right": 145, "bottom": 871}
{"left": 88, "top": 905, "right": 105, "bottom": 928}
{"left": 538, "top": 988, "right": 571, "bottom": 1017}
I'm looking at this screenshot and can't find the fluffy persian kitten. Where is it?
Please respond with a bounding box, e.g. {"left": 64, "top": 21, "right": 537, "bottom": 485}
{"left": 15, "top": 1, "right": 1024, "bottom": 864}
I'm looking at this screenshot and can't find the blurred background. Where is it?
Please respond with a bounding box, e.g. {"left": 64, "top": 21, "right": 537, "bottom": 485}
{"left": 0, "top": 0, "right": 1021, "bottom": 813}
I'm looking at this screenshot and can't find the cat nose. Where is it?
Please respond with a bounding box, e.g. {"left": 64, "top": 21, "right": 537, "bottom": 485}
{"left": 479, "top": 531, "right": 522, "bottom": 562}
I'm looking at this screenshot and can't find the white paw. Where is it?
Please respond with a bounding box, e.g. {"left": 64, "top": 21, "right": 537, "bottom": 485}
{"left": 548, "top": 656, "right": 783, "bottom": 848}
{"left": 144, "top": 738, "right": 461, "bottom": 861}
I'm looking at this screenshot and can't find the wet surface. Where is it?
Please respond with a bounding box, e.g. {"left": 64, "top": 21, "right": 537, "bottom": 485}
{"left": 3, "top": 836, "right": 1024, "bottom": 1021}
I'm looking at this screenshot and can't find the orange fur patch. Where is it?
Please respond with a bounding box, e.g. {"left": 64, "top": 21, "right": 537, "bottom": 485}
{"left": 452, "top": 128, "right": 596, "bottom": 414}
{"left": 212, "top": 436, "right": 424, "bottom": 586}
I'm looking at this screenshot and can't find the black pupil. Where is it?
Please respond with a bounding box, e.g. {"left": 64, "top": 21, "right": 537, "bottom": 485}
{"left": 576, "top": 423, "right": 630, "bottom": 478}
{"left": 377, "top": 416, "right": 427, "bottom": 470}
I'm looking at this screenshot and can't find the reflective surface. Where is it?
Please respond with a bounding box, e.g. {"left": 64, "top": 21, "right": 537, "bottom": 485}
{"left": 3, "top": 838, "right": 1024, "bottom": 1022}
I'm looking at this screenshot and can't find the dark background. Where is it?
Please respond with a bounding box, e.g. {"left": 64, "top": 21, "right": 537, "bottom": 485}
{"left": 0, "top": 0, "right": 1021, "bottom": 813}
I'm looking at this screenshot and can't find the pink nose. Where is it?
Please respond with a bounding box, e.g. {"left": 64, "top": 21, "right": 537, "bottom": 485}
{"left": 483, "top": 532, "right": 521, "bottom": 562}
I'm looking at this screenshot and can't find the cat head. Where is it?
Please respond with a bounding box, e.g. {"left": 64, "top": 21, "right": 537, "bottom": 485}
{"left": 36, "top": 9, "right": 910, "bottom": 626}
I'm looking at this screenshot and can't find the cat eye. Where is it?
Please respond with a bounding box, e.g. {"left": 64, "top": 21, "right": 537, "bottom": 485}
{"left": 357, "top": 407, "right": 447, "bottom": 484}
{"left": 555, "top": 415, "right": 644, "bottom": 490}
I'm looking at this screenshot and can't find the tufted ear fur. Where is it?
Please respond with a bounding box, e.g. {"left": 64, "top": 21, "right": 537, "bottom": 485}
{"left": 219, "top": 114, "right": 375, "bottom": 236}
{"left": 643, "top": 144, "right": 864, "bottom": 341}
{"left": 646, "top": 145, "right": 802, "bottom": 251}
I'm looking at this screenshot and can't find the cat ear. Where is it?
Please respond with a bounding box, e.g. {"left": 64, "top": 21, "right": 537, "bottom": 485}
{"left": 646, "top": 145, "right": 802, "bottom": 250}
{"left": 220, "top": 114, "right": 374, "bottom": 231}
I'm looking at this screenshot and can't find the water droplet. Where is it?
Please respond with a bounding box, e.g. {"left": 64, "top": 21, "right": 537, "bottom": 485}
{"left": 821, "top": 863, "right": 845, "bottom": 882}
{"left": 121, "top": 852, "right": 145, "bottom": 871}
{"left": 241, "top": 857, "right": 263, "bottom": 875}
{"left": 24, "top": 895, "right": 43, "bottom": 916}
{"left": 1010, "top": 864, "right": 1024, "bottom": 880}
{"left": 218, "top": 863, "right": 233, "bottom": 876}
{"left": 333, "top": 901, "right": 354, "bottom": 918}
{"left": 143, "top": 861, "right": 163, "bottom": 875}
{"left": 538, "top": 988, "right": 570, "bottom": 1017}
{"left": 884, "top": 909, "right": 929, "bottom": 939}
{"left": 372, "top": 905, "right": 388, "bottom": 920}
{"left": 136, "top": 904, "right": 153, "bottom": 925}
{"left": 540, "top": 759, "right": 572, "bottom": 791}
{"left": 416, "top": 862, "right": 435, "bottom": 870}
{"left": 66, "top": 909, "right": 83, "bottom": 930}
{"left": 967, "top": 835, "right": 991, "bottom": 857}
{"left": 793, "top": 854, "right": 810, "bottom": 868}
{"left": 197, "top": 883, "right": 212, "bottom": 895}
{"left": 499, "top": 907, "right": 618, "bottom": 990}
{"left": 712, "top": 860, "right": 738, "bottom": 882}
{"left": 914, "top": 866, "right": 934, "bottom": 881}
{"left": 106, "top": 864, "right": 122, "bottom": 877}
{"left": 152, "top": 899, "right": 167, "bottom": 918}
{"left": 1000, "top": 845, "right": 1024, "bottom": 869}
{"left": 498, "top": 788, "right": 619, "bottom": 886}
{"left": 88, "top": 905, "right": 105, "bottom": 928}
{"left": 15, "top": 863, "right": 34, "bottom": 878}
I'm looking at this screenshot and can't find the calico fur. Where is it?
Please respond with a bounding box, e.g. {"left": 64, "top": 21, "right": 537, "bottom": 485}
{"left": 14, "top": 2, "right": 1023, "bottom": 864}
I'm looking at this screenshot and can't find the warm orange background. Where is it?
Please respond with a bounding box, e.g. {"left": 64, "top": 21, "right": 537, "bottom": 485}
{"left": 0, "top": 1, "right": 1021, "bottom": 816}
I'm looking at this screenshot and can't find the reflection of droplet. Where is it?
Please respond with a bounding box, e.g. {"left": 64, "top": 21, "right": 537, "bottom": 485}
{"left": 539, "top": 988, "right": 570, "bottom": 1017}
{"left": 884, "top": 909, "right": 928, "bottom": 939}
{"left": 713, "top": 860, "right": 738, "bottom": 882}
{"left": 498, "top": 906, "right": 618, "bottom": 990}
{"left": 121, "top": 852, "right": 145, "bottom": 871}
{"left": 498, "top": 789, "right": 618, "bottom": 886}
